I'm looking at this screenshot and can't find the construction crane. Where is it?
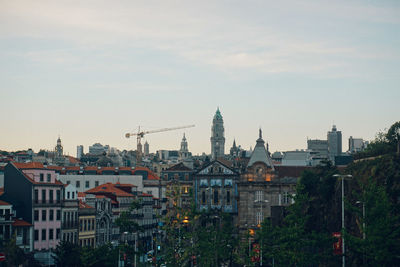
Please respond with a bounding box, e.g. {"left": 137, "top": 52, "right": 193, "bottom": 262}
{"left": 125, "top": 124, "right": 195, "bottom": 165}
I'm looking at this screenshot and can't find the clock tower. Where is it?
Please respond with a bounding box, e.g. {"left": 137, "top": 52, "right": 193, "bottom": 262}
{"left": 210, "top": 108, "right": 225, "bottom": 159}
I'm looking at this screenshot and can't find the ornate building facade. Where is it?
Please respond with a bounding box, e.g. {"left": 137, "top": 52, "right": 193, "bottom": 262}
{"left": 194, "top": 160, "right": 239, "bottom": 214}
{"left": 237, "top": 130, "right": 299, "bottom": 235}
{"left": 210, "top": 108, "right": 225, "bottom": 159}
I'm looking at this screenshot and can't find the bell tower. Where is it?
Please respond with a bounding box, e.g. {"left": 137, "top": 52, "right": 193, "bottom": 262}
{"left": 210, "top": 107, "right": 225, "bottom": 159}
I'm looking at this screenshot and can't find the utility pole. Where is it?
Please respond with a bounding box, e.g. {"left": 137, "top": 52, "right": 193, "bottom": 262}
{"left": 334, "top": 174, "right": 352, "bottom": 267}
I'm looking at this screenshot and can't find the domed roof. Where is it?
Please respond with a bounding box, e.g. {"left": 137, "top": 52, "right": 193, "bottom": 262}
{"left": 247, "top": 129, "right": 274, "bottom": 169}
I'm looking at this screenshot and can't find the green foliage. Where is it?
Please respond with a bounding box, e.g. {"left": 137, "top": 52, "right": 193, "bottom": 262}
{"left": 354, "top": 121, "right": 400, "bottom": 159}
{"left": 4, "top": 235, "right": 29, "bottom": 267}
{"left": 53, "top": 241, "right": 82, "bottom": 267}
{"left": 115, "top": 200, "right": 142, "bottom": 234}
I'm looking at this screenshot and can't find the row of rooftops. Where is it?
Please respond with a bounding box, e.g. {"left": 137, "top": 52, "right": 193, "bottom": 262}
{"left": 1, "top": 162, "right": 160, "bottom": 180}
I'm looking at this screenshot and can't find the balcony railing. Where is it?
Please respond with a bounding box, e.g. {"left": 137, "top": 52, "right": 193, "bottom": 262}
{"left": 33, "top": 200, "right": 62, "bottom": 206}
{"left": 62, "top": 222, "right": 79, "bottom": 229}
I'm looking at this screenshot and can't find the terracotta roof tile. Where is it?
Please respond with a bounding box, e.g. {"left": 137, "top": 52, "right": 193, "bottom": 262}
{"left": 12, "top": 219, "right": 32, "bottom": 227}
{"left": 85, "top": 183, "right": 134, "bottom": 197}
{"left": 0, "top": 200, "right": 11, "bottom": 206}
{"left": 79, "top": 200, "right": 94, "bottom": 209}
{"left": 133, "top": 166, "right": 160, "bottom": 180}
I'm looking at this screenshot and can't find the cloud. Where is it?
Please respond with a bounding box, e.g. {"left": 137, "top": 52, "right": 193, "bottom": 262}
{"left": 1, "top": 0, "right": 399, "bottom": 78}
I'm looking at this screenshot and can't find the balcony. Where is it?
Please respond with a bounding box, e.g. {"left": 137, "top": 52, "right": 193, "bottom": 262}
{"left": 62, "top": 222, "right": 79, "bottom": 230}
{"left": 33, "top": 200, "right": 62, "bottom": 207}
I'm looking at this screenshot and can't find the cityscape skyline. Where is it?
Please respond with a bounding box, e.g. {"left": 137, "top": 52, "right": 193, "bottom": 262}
{"left": 1, "top": 1, "right": 399, "bottom": 155}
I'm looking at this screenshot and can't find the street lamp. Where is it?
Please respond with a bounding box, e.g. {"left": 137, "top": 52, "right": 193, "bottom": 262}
{"left": 333, "top": 174, "right": 352, "bottom": 267}
{"left": 396, "top": 128, "right": 400, "bottom": 155}
{"left": 356, "top": 200, "right": 366, "bottom": 266}
{"left": 254, "top": 199, "right": 269, "bottom": 266}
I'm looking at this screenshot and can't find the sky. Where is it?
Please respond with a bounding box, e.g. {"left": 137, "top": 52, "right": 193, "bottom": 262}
{"left": 0, "top": 0, "right": 399, "bottom": 156}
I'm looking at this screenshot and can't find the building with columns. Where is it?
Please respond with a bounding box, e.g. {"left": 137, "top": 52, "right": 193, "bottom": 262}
{"left": 210, "top": 108, "right": 225, "bottom": 159}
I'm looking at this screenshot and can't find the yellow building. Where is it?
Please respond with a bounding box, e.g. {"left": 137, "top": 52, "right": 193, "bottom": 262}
{"left": 78, "top": 201, "right": 96, "bottom": 247}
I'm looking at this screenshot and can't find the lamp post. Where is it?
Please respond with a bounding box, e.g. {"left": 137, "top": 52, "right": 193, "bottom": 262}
{"left": 396, "top": 128, "right": 400, "bottom": 155}
{"left": 333, "top": 174, "right": 352, "bottom": 267}
{"left": 254, "top": 199, "right": 269, "bottom": 266}
{"left": 356, "top": 200, "right": 366, "bottom": 265}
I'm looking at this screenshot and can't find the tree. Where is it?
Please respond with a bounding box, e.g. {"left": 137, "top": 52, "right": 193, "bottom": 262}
{"left": 3, "top": 235, "right": 28, "bottom": 267}
{"left": 346, "top": 178, "right": 400, "bottom": 266}
{"left": 53, "top": 241, "right": 81, "bottom": 267}
{"left": 80, "top": 244, "right": 118, "bottom": 267}
{"left": 256, "top": 162, "right": 341, "bottom": 266}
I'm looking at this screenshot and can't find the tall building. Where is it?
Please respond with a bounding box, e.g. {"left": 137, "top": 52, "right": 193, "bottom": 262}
{"left": 307, "top": 139, "right": 328, "bottom": 157}
{"left": 144, "top": 141, "right": 149, "bottom": 157}
{"left": 210, "top": 108, "right": 225, "bottom": 159}
{"left": 327, "top": 125, "right": 342, "bottom": 161}
{"left": 348, "top": 136, "right": 366, "bottom": 153}
{"left": 77, "top": 145, "right": 84, "bottom": 159}
{"left": 89, "top": 143, "right": 110, "bottom": 155}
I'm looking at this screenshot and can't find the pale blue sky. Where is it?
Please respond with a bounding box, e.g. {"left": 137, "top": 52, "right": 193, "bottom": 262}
{"left": 1, "top": 0, "right": 399, "bottom": 156}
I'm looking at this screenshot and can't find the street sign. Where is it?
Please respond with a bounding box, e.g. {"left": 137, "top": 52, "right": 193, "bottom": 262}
{"left": 0, "top": 252, "right": 6, "bottom": 262}
{"left": 332, "top": 232, "right": 342, "bottom": 255}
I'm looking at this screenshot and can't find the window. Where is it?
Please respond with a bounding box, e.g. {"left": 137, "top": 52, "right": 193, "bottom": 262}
{"left": 213, "top": 189, "right": 219, "bottom": 205}
{"left": 226, "top": 190, "right": 231, "bottom": 205}
{"left": 34, "top": 210, "right": 39, "bottom": 221}
{"left": 202, "top": 191, "right": 206, "bottom": 204}
{"left": 283, "top": 192, "right": 290, "bottom": 204}
{"left": 34, "top": 230, "right": 39, "bottom": 241}
{"left": 56, "top": 229, "right": 60, "bottom": 239}
{"left": 85, "top": 181, "right": 89, "bottom": 188}
{"left": 47, "top": 173, "right": 51, "bottom": 182}
{"left": 72, "top": 192, "right": 75, "bottom": 199}
{"left": 67, "top": 192, "right": 70, "bottom": 199}
{"left": 49, "top": 190, "right": 53, "bottom": 203}
{"left": 49, "top": 229, "right": 54, "bottom": 240}
{"left": 185, "top": 174, "right": 189, "bottom": 181}
{"left": 42, "top": 229, "right": 46, "bottom": 241}
{"left": 42, "top": 190, "right": 46, "bottom": 202}
{"left": 56, "top": 190, "right": 61, "bottom": 203}
{"left": 66, "top": 180, "right": 71, "bottom": 185}
{"left": 76, "top": 181, "right": 80, "bottom": 188}
{"left": 40, "top": 173, "right": 44, "bottom": 182}
{"left": 49, "top": 210, "right": 54, "bottom": 221}
{"left": 95, "top": 181, "right": 99, "bottom": 187}
{"left": 34, "top": 190, "right": 39, "bottom": 203}
{"left": 256, "top": 212, "right": 263, "bottom": 225}
{"left": 255, "top": 191, "right": 263, "bottom": 202}
{"left": 42, "top": 210, "right": 46, "bottom": 221}
{"left": 56, "top": 210, "right": 61, "bottom": 220}
{"left": 224, "top": 179, "right": 233, "bottom": 187}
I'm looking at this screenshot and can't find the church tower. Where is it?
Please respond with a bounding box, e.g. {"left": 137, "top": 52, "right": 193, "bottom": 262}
{"left": 55, "top": 136, "right": 63, "bottom": 158}
{"left": 179, "top": 133, "right": 189, "bottom": 159}
{"left": 210, "top": 108, "right": 225, "bottom": 159}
